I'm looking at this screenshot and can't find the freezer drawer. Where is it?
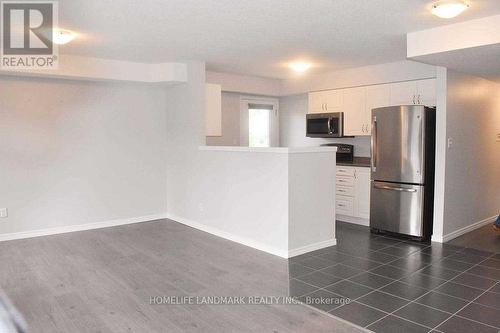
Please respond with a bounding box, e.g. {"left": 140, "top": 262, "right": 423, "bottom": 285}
{"left": 370, "top": 181, "right": 425, "bottom": 237}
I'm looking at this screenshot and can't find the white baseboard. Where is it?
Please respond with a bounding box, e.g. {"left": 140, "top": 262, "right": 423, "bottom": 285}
{"left": 288, "top": 238, "right": 337, "bottom": 258}
{"left": 0, "top": 213, "right": 168, "bottom": 242}
{"left": 431, "top": 215, "right": 497, "bottom": 243}
{"left": 166, "top": 214, "right": 289, "bottom": 258}
{"left": 337, "top": 214, "right": 369, "bottom": 227}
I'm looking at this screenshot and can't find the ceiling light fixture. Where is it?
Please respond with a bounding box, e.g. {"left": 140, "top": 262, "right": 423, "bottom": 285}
{"left": 289, "top": 62, "right": 312, "bottom": 73}
{"left": 431, "top": 0, "right": 469, "bottom": 19}
{"left": 52, "top": 29, "right": 76, "bottom": 45}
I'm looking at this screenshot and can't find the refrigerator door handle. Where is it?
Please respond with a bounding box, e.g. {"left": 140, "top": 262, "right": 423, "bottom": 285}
{"left": 371, "top": 116, "right": 377, "bottom": 172}
{"left": 374, "top": 184, "right": 417, "bottom": 193}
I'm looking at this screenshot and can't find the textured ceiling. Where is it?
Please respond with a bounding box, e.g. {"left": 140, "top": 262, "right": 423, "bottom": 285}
{"left": 58, "top": 0, "right": 500, "bottom": 78}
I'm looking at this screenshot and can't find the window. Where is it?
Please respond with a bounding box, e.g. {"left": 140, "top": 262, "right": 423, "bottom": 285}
{"left": 248, "top": 107, "right": 271, "bottom": 147}
{"left": 240, "top": 99, "right": 279, "bottom": 147}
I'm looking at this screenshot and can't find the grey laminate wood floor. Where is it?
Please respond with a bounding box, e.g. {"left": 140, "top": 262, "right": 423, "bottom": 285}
{"left": 0, "top": 219, "right": 364, "bottom": 333}
{"left": 447, "top": 224, "right": 500, "bottom": 253}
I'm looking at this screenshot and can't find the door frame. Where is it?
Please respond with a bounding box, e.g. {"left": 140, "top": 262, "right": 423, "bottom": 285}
{"left": 240, "top": 96, "right": 279, "bottom": 147}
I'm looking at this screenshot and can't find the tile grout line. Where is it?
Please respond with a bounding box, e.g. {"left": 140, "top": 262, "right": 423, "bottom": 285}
{"left": 433, "top": 280, "right": 500, "bottom": 331}
{"left": 427, "top": 253, "right": 500, "bottom": 331}
{"left": 311, "top": 244, "right": 466, "bottom": 316}
{"left": 363, "top": 252, "right": 500, "bottom": 331}
{"left": 291, "top": 235, "right": 499, "bottom": 330}
{"left": 360, "top": 266, "right": 456, "bottom": 331}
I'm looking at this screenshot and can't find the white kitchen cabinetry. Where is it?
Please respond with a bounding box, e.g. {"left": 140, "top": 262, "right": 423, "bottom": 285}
{"left": 343, "top": 87, "right": 366, "bottom": 136}
{"left": 308, "top": 91, "right": 327, "bottom": 113}
{"left": 325, "top": 89, "right": 343, "bottom": 112}
{"left": 308, "top": 78, "right": 436, "bottom": 136}
{"left": 336, "top": 166, "right": 371, "bottom": 226}
{"left": 389, "top": 81, "right": 417, "bottom": 105}
{"left": 389, "top": 79, "right": 436, "bottom": 106}
{"left": 416, "top": 79, "right": 436, "bottom": 106}
{"left": 308, "top": 90, "right": 342, "bottom": 113}
{"left": 205, "top": 83, "right": 222, "bottom": 136}
{"left": 353, "top": 168, "right": 370, "bottom": 219}
{"left": 365, "top": 84, "right": 391, "bottom": 135}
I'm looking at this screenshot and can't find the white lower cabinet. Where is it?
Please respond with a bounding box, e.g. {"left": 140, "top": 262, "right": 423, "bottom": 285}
{"left": 336, "top": 195, "right": 354, "bottom": 216}
{"left": 336, "top": 166, "right": 371, "bottom": 225}
{"left": 353, "top": 168, "right": 370, "bottom": 219}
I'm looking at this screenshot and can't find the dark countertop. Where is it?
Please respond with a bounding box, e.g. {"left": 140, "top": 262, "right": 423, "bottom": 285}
{"left": 337, "top": 157, "right": 371, "bottom": 168}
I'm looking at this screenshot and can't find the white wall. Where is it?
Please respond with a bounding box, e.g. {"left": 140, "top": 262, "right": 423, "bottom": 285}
{"left": 281, "top": 60, "right": 436, "bottom": 95}
{"left": 0, "top": 77, "right": 168, "bottom": 236}
{"left": 441, "top": 70, "right": 500, "bottom": 238}
{"left": 288, "top": 152, "right": 336, "bottom": 252}
{"left": 167, "top": 63, "right": 291, "bottom": 255}
{"left": 168, "top": 63, "right": 337, "bottom": 257}
{"left": 432, "top": 67, "right": 448, "bottom": 241}
{"left": 407, "top": 15, "right": 500, "bottom": 58}
{"left": 0, "top": 55, "right": 187, "bottom": 83}
{"left": 206, "top": 70, "right": 282, "bottom": 97}
{"left": 279, "top": 94, "right": 371, "bottom": 156}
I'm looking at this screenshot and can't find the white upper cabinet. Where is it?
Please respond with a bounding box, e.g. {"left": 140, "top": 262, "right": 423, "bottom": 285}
{"left": 308, "top": 78, "right": 436, "bottom": 135}
{"left": 308, "top": 90, "right": 343, "bottom": 113}
{"left": 205, "top": 83, "right": 222, "bottom": 136}
{"left": 325, "top": 89, "right": 343, "bottom": 112}
{"left": 343, "top": 87, "right": 366, "bottom": 136}
{"left": 416, "top": 79, "right": 436, "bottom": 106}
{"left": 365, "top": 84, "right": 391, "bottom": 135}
{"left": 308, "top": 91, "right": 327, "bottom": 113}
{"left": 390, "top": 81, "right": 418, "bottom": 105}
{"left": 389, "top": 79, "right": 436, "bottom": 106}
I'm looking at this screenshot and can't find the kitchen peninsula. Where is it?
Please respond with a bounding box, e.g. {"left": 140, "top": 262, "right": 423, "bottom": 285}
{"left": 189, "top": 146, "right": 338, "bottom": 258}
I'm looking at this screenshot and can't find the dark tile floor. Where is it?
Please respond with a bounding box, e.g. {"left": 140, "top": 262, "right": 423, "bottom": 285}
{"left": 289, "top": 222, "right": 500, "bottom": 333}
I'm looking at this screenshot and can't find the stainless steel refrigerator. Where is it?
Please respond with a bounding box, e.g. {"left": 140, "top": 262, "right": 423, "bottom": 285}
{"left": 370, "top": 105, "right": 435, "bottom": 240}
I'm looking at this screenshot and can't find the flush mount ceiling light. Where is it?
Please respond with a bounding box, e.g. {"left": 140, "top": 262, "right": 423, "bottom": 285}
{"left": 289, "top": 62, "right": 312, "bottom": 73}
{"left": 52, "top": 29, "right": 76, "bottom": 45}
{"left": 431, "top": 0, "right": 470, "bottom": 18}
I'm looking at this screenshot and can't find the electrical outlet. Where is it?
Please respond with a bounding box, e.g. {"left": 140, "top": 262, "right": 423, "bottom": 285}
{"left": 0, "top": 208, "right": 7, "bottom": 218}
{"left": 447, "top": 137, "right": 453, "bottom": 149}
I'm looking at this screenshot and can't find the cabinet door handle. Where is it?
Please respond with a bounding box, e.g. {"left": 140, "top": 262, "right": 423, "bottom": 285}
{"left": 418, "top": 94, "right": 421, "bottom": 104}
{"left": 412, "top": 95, "right": 416, "bottom": 104}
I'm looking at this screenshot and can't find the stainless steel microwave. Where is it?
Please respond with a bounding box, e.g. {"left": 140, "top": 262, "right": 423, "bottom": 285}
{"left": 306, "top": 112, "right": 344, "bottom": 138}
